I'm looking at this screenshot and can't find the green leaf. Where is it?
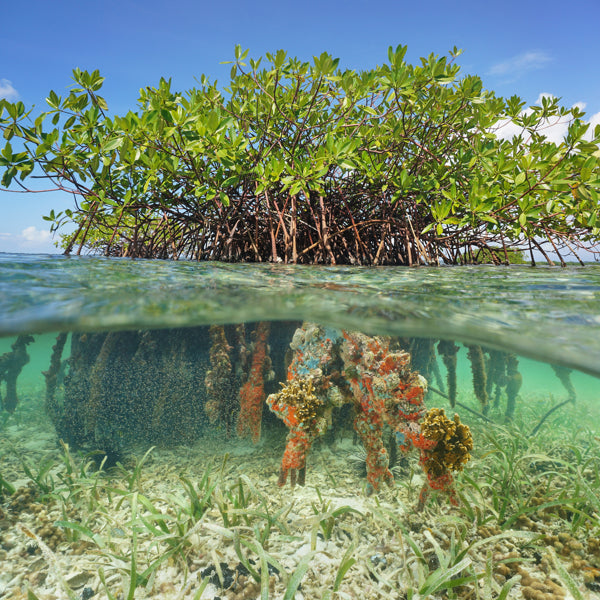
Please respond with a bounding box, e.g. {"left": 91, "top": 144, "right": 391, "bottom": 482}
{"left": 103, "top": 137, "right": 124, "bottom": 152}
{"left": 282, "top": 552, "right": 316, "bottom": 600}
{"left": 2, "top": 44, "right": 599, "bottom": 264}
{"left": 420, "top": 557, "right": 472, "bottom": 595}
{"left": 27, "top": 588, "right": 42, "bottom": 600}
{"left": 55, "top": 521, "right": 106, "bottom": 548}
{"left": 46, "top": 90, "right": 59, "bottom": 108}
{"left": 514, "top": 171, "right": 527, "bottom": 186}
{"left": 2, "top": 141, "right": 12, "bottom": 160}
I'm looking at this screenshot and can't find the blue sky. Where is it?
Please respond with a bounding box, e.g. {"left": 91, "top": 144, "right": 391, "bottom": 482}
{"left": 1, "top": 0, "right": 599, "bottom": 254}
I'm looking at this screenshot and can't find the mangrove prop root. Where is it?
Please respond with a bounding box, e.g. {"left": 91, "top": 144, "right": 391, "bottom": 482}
{"left": 268, "top": 377, "right": 326, "bottom": 487}
{"left": 428, "top": 385, "right": 493, "bottom": 423}
{"left": 204, "top": 325, "right": 233, "bottom": 429}
{"left": 437, "top": 340, "right": 459, "bottom": 407}
{"left": 297, "top": 465, "right": 306, "bottom": 486}
{"left": 270, "top": 324, "right": 428, "bottom": 493}
{"left": 228, "top": 324, "right": 249, "bottom": 437}
{"left": 342, "top": 330, "right": 427, "bottom": 493}
{"left": 60, "top": 327, "right": 209, "bottom": 449}
{"left": 269, "top": 324, "right": 343, "bottom": 486}
{"left": 149, "top": 328, "right": 202, "bottom": 444}
{"left": 531, "top": 398, "right": 573, "bottom": 436}
{"left": 86, "top": 332, "right": 123, "bottom": 433}
{"left": 551, "top": 364, "right": 577, "bottom": 403}
{"left": 504, "top": 354, "right": 522, "bottom": 421}
{"left": 231, "top": 324, "right": 249, "bottom": 380}
{"left": 237, "top": 322, "right": 271, "bottom": 442}
{"left": 466, "top": 345, "right": 488, "bottom": 408}
{"left": 60, "top": 332, "right": 107, "bottom": 447}
{"left": 409, "top": 338, "right": 436, "bottom": 381}
{"left": 485, "top": 350, "right": 507, "bottom": 407}
{"left": 430, "top": 355, "right": 445, "bottom": 394}
{"left": 43, "top": 333, "right": 68, "bottom": 426}
{"left": 0, "top": 334, "right": 34, "bottom": 413}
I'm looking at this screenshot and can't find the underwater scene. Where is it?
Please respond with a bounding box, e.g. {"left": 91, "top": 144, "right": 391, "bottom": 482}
{"left": 1, "top": 255, "right": 600, "bottom": 600}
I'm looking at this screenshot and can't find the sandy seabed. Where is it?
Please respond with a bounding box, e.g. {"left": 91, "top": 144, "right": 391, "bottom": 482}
{"left": 1, "top": 395, "right": 600, "bottom": 600}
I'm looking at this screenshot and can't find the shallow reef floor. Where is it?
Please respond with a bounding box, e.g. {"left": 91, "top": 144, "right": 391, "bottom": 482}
{"left": 1, "top": 391, "right": 600, "bottom": 599}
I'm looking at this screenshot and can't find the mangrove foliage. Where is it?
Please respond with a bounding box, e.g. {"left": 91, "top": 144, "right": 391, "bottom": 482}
{"left": 1, "top": 45, "right": 599, "bottom": 264}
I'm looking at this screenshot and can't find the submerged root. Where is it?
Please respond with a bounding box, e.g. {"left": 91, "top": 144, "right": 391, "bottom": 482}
{"left": 437, "top": 340, "right": 459, "bottom": 407}
{"left": 466, "top": 344, "right": 488, "bottom": 409}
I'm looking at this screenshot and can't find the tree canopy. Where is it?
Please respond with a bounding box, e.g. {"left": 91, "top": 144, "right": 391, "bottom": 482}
{"left": 1, "top": 45, "right": 599, "bottom": 265}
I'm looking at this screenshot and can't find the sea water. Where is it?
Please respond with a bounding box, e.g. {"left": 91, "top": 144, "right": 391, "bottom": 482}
{"left": 1, "top": 253, "right": 599, "bottom": 599}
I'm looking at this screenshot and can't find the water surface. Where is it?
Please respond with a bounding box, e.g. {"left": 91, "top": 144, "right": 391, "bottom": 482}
{"left": 1, "top": 253, "right": 600, "bottom": 375}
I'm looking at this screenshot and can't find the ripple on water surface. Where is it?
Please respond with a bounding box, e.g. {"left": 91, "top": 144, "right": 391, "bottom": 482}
{"left": 1, "top": 253, "right": 600, "bottom": 376}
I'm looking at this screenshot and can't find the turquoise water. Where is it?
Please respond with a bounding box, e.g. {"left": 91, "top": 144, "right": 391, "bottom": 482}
{"left": 2, "top": 253, "right": 600, "bottom": 599}
{"left": 1, "top": 252, "right": 599, "bottom": 425}
{"left": 2, "top": 253, "right": 600, "bottom": 375}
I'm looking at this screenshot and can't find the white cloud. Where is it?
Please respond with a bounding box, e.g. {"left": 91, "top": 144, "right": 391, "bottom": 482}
{"left": 488, "top": 51, "right": 552, "bottom": 80}
{"left": 21, "top": 225, "right": 52, "bottom": 244}
{"left": 589, "top": 111, "right": 600, "bottom": 134}
{"left": 0, "top": 226, "right": 56, "bottom": 254}
{"left": 492, "top": 94, "right": 599, "bottom": 144}
{"left": 0, "top": 78, "right": 19, "bottom": 101}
